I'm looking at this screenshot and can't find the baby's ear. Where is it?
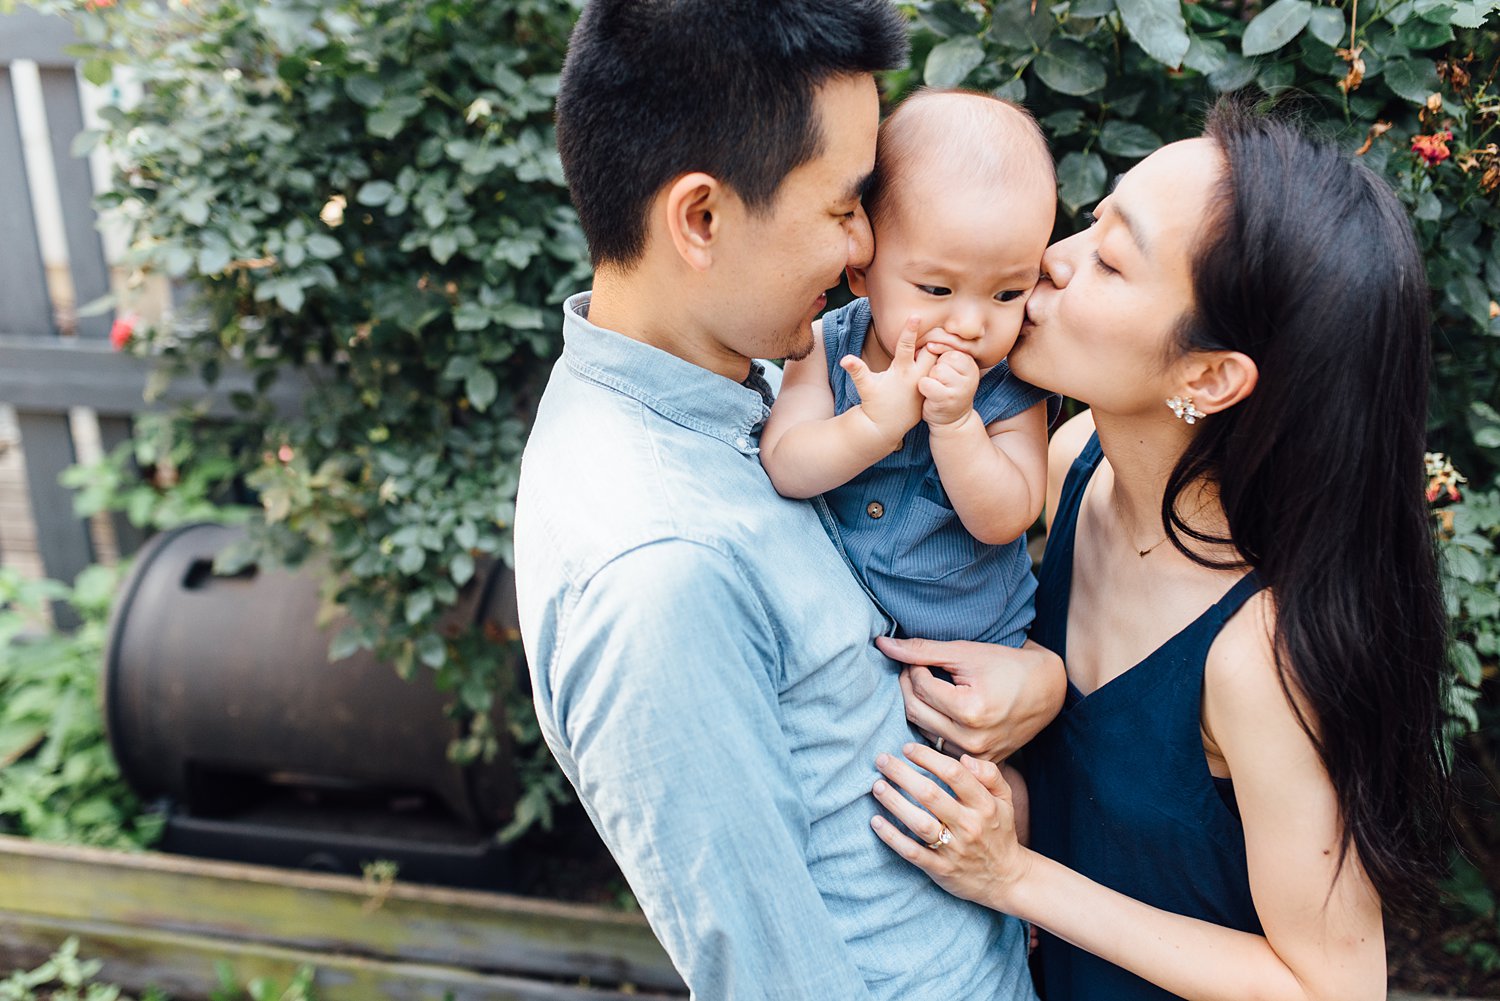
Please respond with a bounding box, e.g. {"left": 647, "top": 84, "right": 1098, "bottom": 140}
{"left": 846, "top": 263, "right": 871, "bottom": 296}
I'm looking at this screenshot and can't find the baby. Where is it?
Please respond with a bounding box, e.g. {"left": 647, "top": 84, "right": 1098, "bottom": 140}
{"left": 760, "top": 89, "right": 1057, "bottom": 649}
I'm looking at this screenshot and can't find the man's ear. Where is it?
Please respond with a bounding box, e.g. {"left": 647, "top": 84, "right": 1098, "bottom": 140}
{"left": 663, "top": 172, "right": 723, "bottom": 272}
{"left": 1180, "top": 350, "right": 1258, "bottom": 415}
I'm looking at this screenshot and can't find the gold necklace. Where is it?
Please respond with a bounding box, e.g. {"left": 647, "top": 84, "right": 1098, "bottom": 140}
{"left": 1131, "top": 496, "right": 1215, "bottom": 558}
{"left": 1136, "top": 533, "right": 1173, "bottom": 558}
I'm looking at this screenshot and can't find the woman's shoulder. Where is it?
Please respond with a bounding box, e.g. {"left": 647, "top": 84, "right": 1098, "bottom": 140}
{"left": 1202, "top": 587, "right": 1321, "bottom": 750}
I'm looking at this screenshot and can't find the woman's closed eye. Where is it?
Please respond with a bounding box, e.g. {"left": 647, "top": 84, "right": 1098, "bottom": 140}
{"left": 1092, "top": 250, "right": 1118, "bottom": 276}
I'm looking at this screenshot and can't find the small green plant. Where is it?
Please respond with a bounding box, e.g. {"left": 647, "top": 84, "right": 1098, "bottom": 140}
{"left": 0, "top": 938, "right": 168, "bottom": 1001}
{"left": 358, "top": 858, "right": 399, "bottom": 912}
{"left": 0, "top": 567, "right": 162, "bottom": 850}
{"left": 207, "top": 963, "right": 317, "bottom": 1001}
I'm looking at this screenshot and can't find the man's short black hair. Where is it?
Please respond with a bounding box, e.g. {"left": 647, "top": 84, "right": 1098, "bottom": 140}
{"left": 556, "top": 0, "right": 910, "bottom": 267}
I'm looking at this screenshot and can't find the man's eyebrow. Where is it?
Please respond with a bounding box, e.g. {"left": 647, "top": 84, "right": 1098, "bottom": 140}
{"left": 846, "top": 171, "right": 875, "bottom": 204}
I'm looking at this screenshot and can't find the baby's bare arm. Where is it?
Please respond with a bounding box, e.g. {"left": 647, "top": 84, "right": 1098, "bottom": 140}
{"left": 761, "top": 318, "right": 930, "bottom": 499}
{"left": 928, "top": 400, "right": 1049, "bottom": 545}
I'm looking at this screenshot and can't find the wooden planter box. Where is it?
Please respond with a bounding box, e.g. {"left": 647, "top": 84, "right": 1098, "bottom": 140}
{"left": 0, "top": 835, "right": 1484, "bottom": 1000}
{"left": 0, "top": 835, "right": 687, "bottom": 1000}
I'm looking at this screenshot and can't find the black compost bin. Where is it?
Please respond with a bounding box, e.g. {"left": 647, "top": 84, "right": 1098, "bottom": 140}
{"left": 103, "top": 523, "right": 519, "bottom": 846}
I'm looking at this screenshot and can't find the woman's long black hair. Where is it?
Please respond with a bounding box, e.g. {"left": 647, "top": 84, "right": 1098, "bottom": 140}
{"left": 1164, "top": 100, "right": 1450, "bottom": 918}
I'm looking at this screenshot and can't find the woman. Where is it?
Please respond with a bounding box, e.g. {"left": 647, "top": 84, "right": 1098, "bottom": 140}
{"left": 868, "top": 104, "right": 1450, "bottom": 1000}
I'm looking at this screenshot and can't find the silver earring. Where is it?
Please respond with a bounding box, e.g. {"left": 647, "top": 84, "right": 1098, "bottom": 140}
{"left": 1166, "top": 396, "right": 1206, "bottom": 424}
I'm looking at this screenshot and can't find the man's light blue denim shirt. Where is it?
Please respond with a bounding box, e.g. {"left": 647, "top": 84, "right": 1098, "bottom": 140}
{"left": 514, "top": 292, "right": 1034, "bottom": 1000}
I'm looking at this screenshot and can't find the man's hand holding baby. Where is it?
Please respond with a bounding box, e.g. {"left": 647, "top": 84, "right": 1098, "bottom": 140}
{"left": 840, "top": 315, "right": 938, "bottom": 451}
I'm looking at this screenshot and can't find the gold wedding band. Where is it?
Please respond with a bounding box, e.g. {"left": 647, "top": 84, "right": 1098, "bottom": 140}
{"left": 925, "top": 826, "right": 953, "bottom": 850}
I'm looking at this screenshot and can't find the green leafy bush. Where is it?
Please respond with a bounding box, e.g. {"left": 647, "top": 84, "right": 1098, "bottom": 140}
{"left": 29, "top": 0, "right": 589, "bottom": 836}
{"left": 0, "top": 566, "right": 162, "bottom": 850}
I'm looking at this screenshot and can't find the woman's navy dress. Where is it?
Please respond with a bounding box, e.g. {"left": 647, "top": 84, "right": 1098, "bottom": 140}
{"left": 1026, "top": 433, "right": 1265, "bottom": 1000}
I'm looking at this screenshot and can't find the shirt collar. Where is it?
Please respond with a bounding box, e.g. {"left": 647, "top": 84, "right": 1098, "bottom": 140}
{"left": 560, "top": 291, "right": 772, "bottom": 455}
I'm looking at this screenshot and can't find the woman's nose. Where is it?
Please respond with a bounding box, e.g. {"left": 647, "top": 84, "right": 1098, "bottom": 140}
{"left": 1039, "top": 236, "right": 1079, "bottom": 289}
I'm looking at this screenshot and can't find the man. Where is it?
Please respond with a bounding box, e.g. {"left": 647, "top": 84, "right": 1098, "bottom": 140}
{"left": 514, "top": 2, "right": 1062, "bottom": 996}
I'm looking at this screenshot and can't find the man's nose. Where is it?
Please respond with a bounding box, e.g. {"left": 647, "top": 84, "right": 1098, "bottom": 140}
{"left": 845, "top": 204, "right": 874, "bottom": 270}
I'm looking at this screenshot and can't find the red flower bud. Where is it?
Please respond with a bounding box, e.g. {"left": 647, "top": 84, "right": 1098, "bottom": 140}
{"left": 109, "top": 315, "right": 136, "bottom": 351}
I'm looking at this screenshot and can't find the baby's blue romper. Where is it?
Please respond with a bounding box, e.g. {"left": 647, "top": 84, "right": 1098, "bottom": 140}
{"left": 820, "top": 297, "right": 1055, "bottom": 647}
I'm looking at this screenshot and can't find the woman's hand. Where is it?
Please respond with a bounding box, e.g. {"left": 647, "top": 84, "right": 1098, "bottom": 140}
{"left": 869, "top": 743, "right": 1032, "bottom": 912}
{"left": 879, "top": 636, "right": 1066, "bottom": 762}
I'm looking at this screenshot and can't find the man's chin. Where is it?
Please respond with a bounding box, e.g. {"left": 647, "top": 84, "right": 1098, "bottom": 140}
{"left": 781, "top": 333, "right": 816, "bottom": 363}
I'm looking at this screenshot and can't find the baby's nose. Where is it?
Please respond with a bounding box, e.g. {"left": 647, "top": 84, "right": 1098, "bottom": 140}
{"left": 948, "top": 304, "right": 984, "bottom": 339}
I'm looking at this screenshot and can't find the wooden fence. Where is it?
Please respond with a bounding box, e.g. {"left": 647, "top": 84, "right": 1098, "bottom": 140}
{"left": 0, "top": 9, "right": 307, "bottom": 624}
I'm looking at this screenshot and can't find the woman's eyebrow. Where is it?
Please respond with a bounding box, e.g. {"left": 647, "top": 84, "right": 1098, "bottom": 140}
{"left": 1103, "top": 175, "right": 1150, "bottom": 258}
{"left": 1114, "top": 204, "right": 1150, "bottom": 258}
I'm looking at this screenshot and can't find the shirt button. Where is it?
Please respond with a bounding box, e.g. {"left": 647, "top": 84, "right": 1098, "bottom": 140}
{"left": 736, "top": 437, "right": 749, "bottom": 449}
{"left": 866, "top": 501, "right": 885, "bottom": 520}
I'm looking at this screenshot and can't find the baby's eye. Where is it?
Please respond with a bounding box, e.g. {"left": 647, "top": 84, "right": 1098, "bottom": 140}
{"left": 1083, "top": 211, "right": 1099, "bottom": 227}
{"left": 996, "top": 289, "right": 1026, "bottom": 303}
{"left": 917, "top": 284, "right": 951, "bottom": 296}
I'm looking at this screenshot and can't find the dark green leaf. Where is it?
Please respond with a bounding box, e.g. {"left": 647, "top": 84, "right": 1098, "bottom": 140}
{"left": 1033, "top": 39, "right": 1108, "bottom": 95}
{"left": 1099, "top": 121, "right": 1163, "bottom": 158}
{"left": 345, "top": 75, "right": 384, "bottom": 107}
{"left": 1307, "top": 6, "right": 1348, "bottom": 46}
{"left": 1415, "top": 189, "right": 1443, "bottom": 221}
{"left": 1258, "top": 61, "right": 1298, "bottom": 95}
{"left": 368, "top": 107, "right": 408, "bottom": 140}
{"left": 357, "top": 180, "right": 395, "bottom": 206}
{"left": 989, "top": 0, "right": 1055, "bottom": 50}
{"left": 1450, "top": 0, "right": 1500, "bottom": 28}
{"left": 1058, "top": 151, "right": 1108, "bottom": 213}
{"left": 1395, "top": 16, "right": 1454, "bottom": 49}
{"left": 925, "top": 36, "right": 987, "bottom": 88}
{"left": 1041, "top": 109, "right": 1088, "bottom": 138}
{"left": 466, "top": 368, "right": 499, "bottom": 412}
{"left": 1208, "top": 53, "right": 1259, "bottom": 91}
{"left": 450, "top": 551, "right": 476, "bottom": 586}
{"left": 993, "top": 77, "right": 1028, "bottom": 102}
{"left": 1117, "top": 0, "right": 1192, "bottom": 67}
{"left": 922, "top": 0, "right": 985, "bottom": 36}
{"left": 1182, "top": 35, "right": 1229, "bottom": 74}
{"left": 306, "top": 234, "right": 342, "bottom": 260}
{"left": 1382, "top": 57, "right": 1443, "bottom": 104}
{"left": 1069, "top": 0, "right": 1118, "bottom": 16}
{"left": 1242, "top": 0, "right": 1313, "bottom": 56}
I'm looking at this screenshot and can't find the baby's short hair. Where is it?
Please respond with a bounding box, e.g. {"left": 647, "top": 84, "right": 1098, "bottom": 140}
{"left": 864, "top": 89, "right": 1054, "bottom": 228}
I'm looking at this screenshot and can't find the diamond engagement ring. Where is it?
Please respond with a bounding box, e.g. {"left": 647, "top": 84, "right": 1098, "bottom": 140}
{"left": 925, "top": 826, "right": 953, "bottom": 850}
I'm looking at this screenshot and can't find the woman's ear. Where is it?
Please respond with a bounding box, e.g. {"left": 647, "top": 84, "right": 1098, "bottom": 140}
{"left": 1181, "top": 350, "right": 1259, "bottom": 415}
{"left": 663, "top": 172, "right": 722, "bottom": 272}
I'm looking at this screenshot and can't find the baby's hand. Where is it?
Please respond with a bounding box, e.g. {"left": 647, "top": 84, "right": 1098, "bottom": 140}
{"left": 918, "top": 343, "right": 980, "bottom": 429}
{"left": 840, "top": 315, "right": 936, "bottom": 448}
